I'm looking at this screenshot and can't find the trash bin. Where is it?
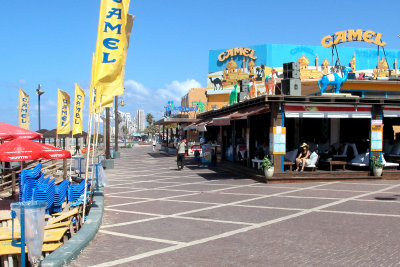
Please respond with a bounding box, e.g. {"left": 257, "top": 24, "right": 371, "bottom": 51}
{"left": 11, "top": 201, "right": 47, "bottom": 266}
{"left": 97, "top": 154, "right": 106, "bottom": 164}
{"left": 73, "top": 157, "right": 85, "bottom": 176}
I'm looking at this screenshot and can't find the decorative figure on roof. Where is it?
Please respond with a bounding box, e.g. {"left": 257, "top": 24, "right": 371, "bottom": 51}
{"left": 264, "top": 69, "right": 277, "bottom": 95}
{"left": 322, "top": 58, "right": 330, "bottom": 75}
{"left": 378, "top": 57, "right": 389, "bottom": 77}
{"left": 373, "top": 67, "right": 378, "bottom": 79}
{"left": 318, "top": 67, "right": 351, "bottom": 94}
{"left": 350, "top": 53, "right": 356, "bottom": 72}
{"left": 229, "top": 84, "right": 238, "bottom": 105}
{"left": 249, "top": 77, "right": 257, "bottom": 98}
{"left": 209, "top": 77, "right": 223, "bottom": 90}
{"left": 255, "top": 65, "right": 265, "bottom": 81}
{"left": 356, "top": 72, "right": 365, "bottom": 80}
{"left": 248, "top": 60, "right": 255, "bottom": 75}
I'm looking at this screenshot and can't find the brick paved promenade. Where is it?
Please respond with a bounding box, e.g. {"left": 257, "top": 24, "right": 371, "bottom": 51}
{"left": 69, "top": 146, "right": 400, "bottom": 266}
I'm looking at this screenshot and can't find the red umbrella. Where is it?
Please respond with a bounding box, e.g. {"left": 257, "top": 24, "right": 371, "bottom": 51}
{"left": 0, "top": 122, "right": 43, "bottom": 141}
{"left": 0, "top": 139, "right": 71, "bottom": 162}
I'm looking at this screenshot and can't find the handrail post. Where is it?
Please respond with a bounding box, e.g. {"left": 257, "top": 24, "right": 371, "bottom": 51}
{"left": 63, "top": 158, "right": 67, "bottom": 180}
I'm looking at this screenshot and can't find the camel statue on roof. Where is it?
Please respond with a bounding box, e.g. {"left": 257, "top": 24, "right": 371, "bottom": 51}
{"left": 318, "top": 67, "right": 352, "bottom": 94}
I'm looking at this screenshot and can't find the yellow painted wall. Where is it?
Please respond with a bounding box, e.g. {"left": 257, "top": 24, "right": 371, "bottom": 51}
{"left": 181, "top": 88, "right": 207, "bottom": 118}
{"left": 207, "top": 94, "right": 230, "bottom": 111}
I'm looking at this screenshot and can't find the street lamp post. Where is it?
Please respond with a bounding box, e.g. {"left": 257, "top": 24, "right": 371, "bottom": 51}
{"left": 36, "top": 84, "right": 45, "bottom": 131}
{"left": 114, "top": 96, "right": 125, "bottom": 153}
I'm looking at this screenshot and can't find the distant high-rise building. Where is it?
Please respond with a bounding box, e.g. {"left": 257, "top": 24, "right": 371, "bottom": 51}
{"left": 135, "top": 109, "right": 145, "bottom": 132}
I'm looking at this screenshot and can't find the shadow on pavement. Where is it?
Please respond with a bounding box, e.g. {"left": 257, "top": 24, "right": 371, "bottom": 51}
{"left": 184, "top": 161, "right": 263, "bottom": 183}
{"left": 375, "top": 197, "right": 397, "bottom": 201}
{"left": 147, "top": 152, "right": 172, "bottom": 158}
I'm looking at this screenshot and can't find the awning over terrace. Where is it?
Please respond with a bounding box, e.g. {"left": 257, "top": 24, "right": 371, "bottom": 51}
{"left": 284, "top": 104, "right": 372, "bottom": 119}
{"left": 383, "top": 106, "right": 400, "bottom": 117}
{"left": 208, "top": 105, "right": 269, "bottom": 126}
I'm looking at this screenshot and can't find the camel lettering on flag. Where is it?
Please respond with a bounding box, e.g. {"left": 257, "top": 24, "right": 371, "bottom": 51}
{"left": 72, "top": 84, "right": 85, "bottom": 135}
{"left": 94, "top": 13, "right": 134, "bottom": 112}
{"left": 18, "top": 88, "right": 30, "bottom": 130}
{"left": 57, "top": 89, "right": 71, "bottom": 135}
{"left": 93, "top": 0, "right": 131, "bottom": 99}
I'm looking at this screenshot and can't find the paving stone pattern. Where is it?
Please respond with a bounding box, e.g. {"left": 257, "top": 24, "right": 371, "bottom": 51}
{"left": 69, "top": 146, "right": 400, "bottom": 266}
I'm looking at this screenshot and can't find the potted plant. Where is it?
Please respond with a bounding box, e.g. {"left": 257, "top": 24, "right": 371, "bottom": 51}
{"left": 371, "top": 155, "right": 384, "bottom": 177}
{"left": 259, "top": 156, "right": 274, "bottom": 179}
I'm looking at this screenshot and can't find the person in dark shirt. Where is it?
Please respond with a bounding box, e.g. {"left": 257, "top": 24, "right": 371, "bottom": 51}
{"left": 295, "top": 143, "right": 310, "bottom": 172}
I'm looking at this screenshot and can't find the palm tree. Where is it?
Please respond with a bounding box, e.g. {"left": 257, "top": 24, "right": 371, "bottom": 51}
{"left": 146, "top": 113, "right": 154, "bottom": 126}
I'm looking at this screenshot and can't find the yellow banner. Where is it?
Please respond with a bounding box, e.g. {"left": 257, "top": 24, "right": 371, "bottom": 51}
{"left": 18, "top": 88, "right": 30, "bottom": 129}
{"left": 93, "top": 14, "right": 134, "bottom": 113}
{"left": 89, "top": 53, "right": 97, "bottom": 114}
{"left": 120, "top": 14, "right": 134, "bottom": 84}
{"left": 72, "top": 84, "right": 85, "bottom": 135}
{"left": 100, "top": 14, "right": 134, "bottom": 111}
{"left": 102, "top": 95, "right": 114, "bottom": 110}
{"left": 57, "top": 89, "right": 71, "bottom": 135}
{"left": 93, "top": 0, "right": 131, "bottom": 98}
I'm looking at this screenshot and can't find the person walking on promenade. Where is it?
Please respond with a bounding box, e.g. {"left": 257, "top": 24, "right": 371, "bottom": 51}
{"left": 152, "top": 139, "right": 157, "bottom": 152}
{"left": 176, "top": 138, "right": 187, "bottom": 170}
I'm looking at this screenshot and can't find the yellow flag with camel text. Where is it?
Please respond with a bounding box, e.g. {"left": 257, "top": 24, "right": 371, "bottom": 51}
{"left": 18, "top": 88, "right": 30, "bottom": 129}
{"left": 93, "top": 0, "right": 131, "bottom": 98}
{"left": 72, "top": 84, "right": 85, "bottom": 135}
{"left": 56, "top": 89, "right": 71, "bottom": 135}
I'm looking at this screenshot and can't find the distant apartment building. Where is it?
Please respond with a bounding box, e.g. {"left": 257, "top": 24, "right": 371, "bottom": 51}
{"left": 135, "top": 109, "right": 145, "bottom": 132}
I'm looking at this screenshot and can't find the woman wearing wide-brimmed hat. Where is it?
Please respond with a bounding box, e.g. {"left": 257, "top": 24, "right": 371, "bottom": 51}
{"left": 295, "top": 142, "right": 310, "bottom": 172}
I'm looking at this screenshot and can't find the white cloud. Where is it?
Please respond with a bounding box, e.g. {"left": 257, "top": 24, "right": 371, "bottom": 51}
{"left": 121, "top": 79, "right": 202, "bottom": 120}
{"left": 18, "top": 79, "right": 27, "bottom": 84}
{"left": 161, "top": 79, "right": 202, "bottom": 101}
{"left": 124, "top": 80, "right": 151, "bottom": 97}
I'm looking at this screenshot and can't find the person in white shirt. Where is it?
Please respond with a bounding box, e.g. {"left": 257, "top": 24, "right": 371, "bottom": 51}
{"left": 176, "top": 139, "right": 187, "bottom": 170}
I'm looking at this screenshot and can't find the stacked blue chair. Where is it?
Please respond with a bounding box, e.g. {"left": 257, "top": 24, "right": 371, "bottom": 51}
{"left": 19, "top": 163, "right": 42, "bottom": 202}
{"left": 33, "top": 177, "right": 55, "bottom": 214}
{"left": 68, "top": 180, "right": 90, "bottom": 203}
{"left": 52, "top": 180, "right": 69, "bottom": 213}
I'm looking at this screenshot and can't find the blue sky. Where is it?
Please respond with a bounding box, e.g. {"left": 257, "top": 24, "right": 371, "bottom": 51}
{"left": 1, "top": 0, "right": 399, "bottom": 131}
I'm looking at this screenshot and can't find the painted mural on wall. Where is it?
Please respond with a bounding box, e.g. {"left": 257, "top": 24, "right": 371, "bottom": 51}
{"left": 208, "top": 45, "right": 270, "bottom": 97}
{"left": 208, "top": 30, "right": 400, "bottom": 99}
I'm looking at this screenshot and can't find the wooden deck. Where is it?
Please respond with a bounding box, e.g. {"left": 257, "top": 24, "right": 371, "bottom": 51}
{"left": 215, "top": 160, "right": 400, "bottom": 183}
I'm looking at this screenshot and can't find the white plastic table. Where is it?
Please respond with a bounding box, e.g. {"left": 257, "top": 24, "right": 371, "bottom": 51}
{"left": 251, "top": 159, "right": 263, "bottom": 169}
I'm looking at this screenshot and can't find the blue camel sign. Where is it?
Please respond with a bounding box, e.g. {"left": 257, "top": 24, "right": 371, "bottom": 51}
{"left": 318, "top": 67, "right": 352, "bottom": 94}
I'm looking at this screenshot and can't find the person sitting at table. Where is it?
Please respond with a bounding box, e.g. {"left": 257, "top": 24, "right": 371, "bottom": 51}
{"left": 295, "top": 143, "right": 310, "bottom": 172}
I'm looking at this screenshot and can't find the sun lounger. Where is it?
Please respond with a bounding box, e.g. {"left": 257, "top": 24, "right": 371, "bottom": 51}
{"left": 0, "top": 240, "right": 62, "bottom": 256}
{"left": 347, "top": 152, "right": 399, "bottom": 169}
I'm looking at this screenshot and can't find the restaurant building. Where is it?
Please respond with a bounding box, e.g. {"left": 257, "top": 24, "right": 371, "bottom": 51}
{"left": 197, "top": 30, "right": 400, "bottom": 179}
